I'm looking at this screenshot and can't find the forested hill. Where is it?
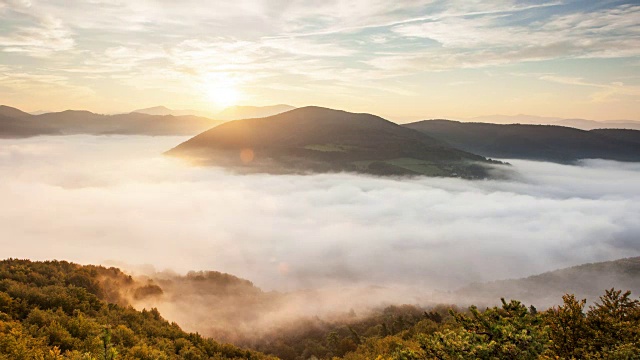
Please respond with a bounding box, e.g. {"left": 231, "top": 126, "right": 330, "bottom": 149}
{"left": 0, "top": 259, "right": 273, "bottom": 359}
{"left": 456, "top": 256, "right": 640, "bottom": 308}
{"left": 166, "top": 106, "right": 493, "bottom": 178}
{"left": 405, "top": 120, "right": 640, "bottom": 163}
{"left": 2, "top": 259, "right": 640, "bottom": 360}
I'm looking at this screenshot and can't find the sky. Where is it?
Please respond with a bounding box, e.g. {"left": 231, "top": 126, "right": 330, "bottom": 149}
{"left": 0, "top": 0, "right": 639, "bottom": 120}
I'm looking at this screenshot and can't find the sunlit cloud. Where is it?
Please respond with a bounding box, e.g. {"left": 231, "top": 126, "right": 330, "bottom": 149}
{"left": 0, "top": 0, "right": 638, "bottom": 118}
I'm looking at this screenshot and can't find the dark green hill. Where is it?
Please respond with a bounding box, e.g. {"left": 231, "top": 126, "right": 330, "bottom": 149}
{"left": 456, "top": 257, "right": 640, "bottom": 308}
{"left": 0, "top": 259, "right": 273, "bottom": 359}
{"left": 591, "top": 128, "right": 640, "bottom": 145}
{"left": 166, "top": 107, "right": 492, "bottom": 178}
{"left": 405, "top": 120, "right": 640, "bottom": 163}
{"left": 0, "top": 105, "right": 224, "bottom": 137}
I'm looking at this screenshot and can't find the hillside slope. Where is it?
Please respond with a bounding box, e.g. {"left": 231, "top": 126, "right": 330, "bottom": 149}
{"left": 167, "top": 107, "right": 493, "bottom": 177}
{"left": 405, "top": 120, "right": 640, "bottom": 163}
{"left": 0, "top": 105, "right": 33, "bottom": 118}
{"left": 2, "top": 258, "right": 638, "bottom": 359}
{"left": 0, "top": 259, "right": 273, "bottom": 359}
{"left": 0, "top": 105, "right": 224, "bottom": 137}
{"left": 455, "top": 257, "right": 640, "bottom": 307}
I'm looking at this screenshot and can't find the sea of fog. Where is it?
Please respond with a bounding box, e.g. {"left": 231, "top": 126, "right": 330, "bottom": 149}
{"left": 1, "top": 135, "right": 639, "bottom": 292}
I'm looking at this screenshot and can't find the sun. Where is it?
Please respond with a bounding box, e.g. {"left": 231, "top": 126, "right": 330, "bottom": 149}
{"left": 203, "top": 74, "right": 243, "bottom": 108}
{"left": 206, "top": 84, "right": 240, "bottom": 108}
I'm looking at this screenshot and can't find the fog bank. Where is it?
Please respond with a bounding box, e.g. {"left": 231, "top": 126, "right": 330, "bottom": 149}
{"left": 1, "top": 135, "right": 639, "bottom": 293}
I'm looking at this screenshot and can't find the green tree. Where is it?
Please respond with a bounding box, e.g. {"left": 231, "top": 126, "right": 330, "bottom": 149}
{"left": 545, "top": 294, "right": 588, "bottom": 359}
{"left": 585, "top": 288, "right": 640, "bottom": 358}
{"left": 422, "top": 299, "right": 548, "bottom": 359}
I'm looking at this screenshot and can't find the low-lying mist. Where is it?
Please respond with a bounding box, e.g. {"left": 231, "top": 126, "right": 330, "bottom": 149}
{"left": 1, "top": 135, "right": 639, "bottom": 339}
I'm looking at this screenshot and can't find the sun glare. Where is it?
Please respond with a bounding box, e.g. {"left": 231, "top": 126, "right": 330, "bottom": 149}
{"left": 203, "top": 74, "right": 242, "bottom": 108}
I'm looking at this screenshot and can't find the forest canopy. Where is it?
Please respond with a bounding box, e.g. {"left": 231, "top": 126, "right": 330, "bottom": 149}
{"left": 0, "top": 259, "right": 638, "bottom": 359}
{"left": 0, "top": 259, "right": 273, "bottom": 360}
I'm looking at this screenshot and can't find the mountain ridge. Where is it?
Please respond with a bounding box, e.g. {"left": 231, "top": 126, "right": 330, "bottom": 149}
{"left": 468, "top": 114, "right": 640, "bottom": 130}
{"left": 405, "top": 119, "right": 640, "bottom": 163}
{"left": 455, "top": 256, "right": 640, "bottom": 308}
{"left": 0, "top": 105, "right": 34, "bottom": 118}
{"left": 132, "top": 105, "right": 212, "bottom": 117}
{"left": 0, "top": 105, "right": 224, "bottom": 137}
{"left": 167, "top": 106, "right": 494, "bottom": 178}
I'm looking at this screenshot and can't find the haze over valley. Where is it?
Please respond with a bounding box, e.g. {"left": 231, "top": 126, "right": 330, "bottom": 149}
{"left": 2, "top": 133, "right": 639, "bottom": 290}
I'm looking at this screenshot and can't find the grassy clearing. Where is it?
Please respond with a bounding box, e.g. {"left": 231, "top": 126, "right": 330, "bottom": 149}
{"left": 385, "top": 158, "right": 447, "bottom": 176}
{"left": 304, "top": 143, "right": 360, "bottom": 152}
{"left": 350, "top": 158, "right": 450, "bottom": 176}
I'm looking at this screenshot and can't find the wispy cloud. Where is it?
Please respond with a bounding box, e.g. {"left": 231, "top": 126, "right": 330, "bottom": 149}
{"left": 0, "top": 0, "right": 638, "bottom": 117}
{"left": 386, "top": 4, "right": 640, "bottom": 69}
{"left": 539, "top": 75, "right": 640, "bottom": 103}
{"left": 0, "top": 13, "right": 74, "bottom": 56}
{"left": 265, "top": 1, "right": 562, "bottom": 39}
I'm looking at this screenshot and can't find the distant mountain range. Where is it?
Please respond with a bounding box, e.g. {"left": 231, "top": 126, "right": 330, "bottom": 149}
{"left": 132, "top": 105, "right": 213, "bottom": 117}
{"left": 455, "top": 257, "right": 640, "bottom": 308}
{"left": 0, "top": 105, "right": 224, "bottom": 137}
{"left": 469, "top": 114, "right": 640, "bottom": 131}
{"left": 133, "top": 104, "right": 296, "bottom": 120}
{"left": 214, "top": 104, "right": 296, "bottom": 120}
{"left": 405, "top": 120, "right": 640, "bottom": 163}
{"left": 166, "top": 106, "right": 494, "bottom": 178}
{"left": 0, "top": 103, "right": 296, "bottom": 137}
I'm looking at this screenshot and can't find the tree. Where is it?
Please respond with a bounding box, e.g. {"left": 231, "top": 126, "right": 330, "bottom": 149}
{"left": 422, "top": 299, "right": 548, "bottom": 359}
{"left": 545, "top": 294, "right": 588, "bottom": 359}
{"left": 585, "top": 288, "right": 640, "bottom": 358}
